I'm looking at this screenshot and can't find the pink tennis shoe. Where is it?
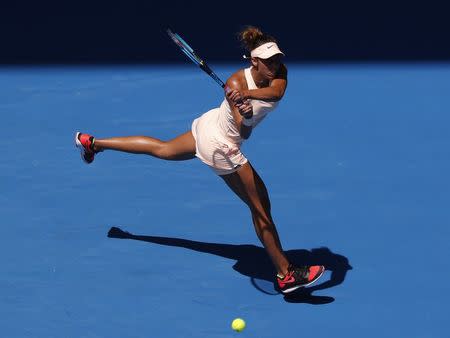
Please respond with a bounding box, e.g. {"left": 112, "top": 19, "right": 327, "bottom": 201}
{"left": 75, "top": 132, "right": 96, "bottom": 164}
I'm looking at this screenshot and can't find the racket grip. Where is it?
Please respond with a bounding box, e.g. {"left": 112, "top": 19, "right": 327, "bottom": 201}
{"left": 224, "top": 84, "right": 231, "bottom": 93}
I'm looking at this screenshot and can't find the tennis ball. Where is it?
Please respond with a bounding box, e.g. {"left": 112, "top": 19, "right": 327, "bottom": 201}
{"left": 231, "top": 318, "right": 246, "bottom": 332}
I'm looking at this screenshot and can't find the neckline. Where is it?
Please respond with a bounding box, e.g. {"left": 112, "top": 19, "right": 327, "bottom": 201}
{"left": 245, "top": 67, "right": 258, "bottom": 89}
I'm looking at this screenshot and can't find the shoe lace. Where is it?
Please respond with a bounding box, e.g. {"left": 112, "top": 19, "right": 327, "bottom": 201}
{"left": 289, "top": 265, "right": 309, "bottom": 280}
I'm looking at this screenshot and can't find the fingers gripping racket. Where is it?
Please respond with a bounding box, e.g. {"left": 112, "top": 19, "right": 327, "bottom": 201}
{"left": 167, "top": 29, "right": 227, "bottom": 89}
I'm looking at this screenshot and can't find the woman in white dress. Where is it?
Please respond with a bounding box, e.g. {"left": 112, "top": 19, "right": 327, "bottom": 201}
{"left": 75, "top": 26, "right": 324, "bottom": 294}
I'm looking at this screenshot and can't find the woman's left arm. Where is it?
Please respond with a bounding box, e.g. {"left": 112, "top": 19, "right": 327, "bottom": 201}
{"left": 243, "top": 64, "right": 288, "bottom": 102}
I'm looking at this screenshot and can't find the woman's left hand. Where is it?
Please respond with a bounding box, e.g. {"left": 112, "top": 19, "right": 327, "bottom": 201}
{"left": 226, "top": 89, "right": 246, "bottom": 104}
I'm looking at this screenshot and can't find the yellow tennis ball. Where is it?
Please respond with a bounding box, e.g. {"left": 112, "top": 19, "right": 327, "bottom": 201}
{"left": 231, "top": 318, "right": 246, "bottom": 332}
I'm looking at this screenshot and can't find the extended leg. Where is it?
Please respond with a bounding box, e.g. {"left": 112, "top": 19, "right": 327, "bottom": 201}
{"left": 93, "top": 131, "right": 196, "bottom": 161}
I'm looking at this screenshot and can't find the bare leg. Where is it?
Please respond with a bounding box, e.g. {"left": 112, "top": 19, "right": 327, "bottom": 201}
{"left": 220, "top": 162, "right": 290, "bottom": 275}
{"left": 93, "top": 131, "right": 196, "bottom": 161}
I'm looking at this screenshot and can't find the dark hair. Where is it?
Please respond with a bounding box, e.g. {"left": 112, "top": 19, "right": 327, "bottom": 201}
{"left": 238, "top": 26, "right": 277, "bottom": 53}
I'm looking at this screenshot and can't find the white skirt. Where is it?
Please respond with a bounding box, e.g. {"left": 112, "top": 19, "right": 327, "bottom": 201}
{"left": 191, "top": 108, "right": 248, "bottom": 176}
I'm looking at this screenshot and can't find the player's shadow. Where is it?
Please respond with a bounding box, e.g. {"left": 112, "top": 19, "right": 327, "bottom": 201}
{"left": 107, "top": 226, "right": 352, "bottom": 304}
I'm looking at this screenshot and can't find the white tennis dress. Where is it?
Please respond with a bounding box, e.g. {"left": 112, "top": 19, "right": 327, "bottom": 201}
{"left": 191, "top": 67, "right": 279, "bottom": 175}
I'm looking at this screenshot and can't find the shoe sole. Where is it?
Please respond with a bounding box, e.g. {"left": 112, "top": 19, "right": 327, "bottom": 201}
{"left": 281, "top": 266, "right": 326, "bottom": 294}
{"left": 75, "top": 131, "right": 93, "bottom": 164}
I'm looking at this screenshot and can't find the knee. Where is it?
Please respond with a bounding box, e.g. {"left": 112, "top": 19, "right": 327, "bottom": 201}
{"left": 250, "top": 208, "right": 273, "bottom": 227}
{"left": 155, "top": 143, "right": 174, "bottom": 160}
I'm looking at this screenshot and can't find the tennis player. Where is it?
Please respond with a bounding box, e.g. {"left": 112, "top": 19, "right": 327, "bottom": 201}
{"left": 75, "top": 26, "right": 324, "bottom": 294}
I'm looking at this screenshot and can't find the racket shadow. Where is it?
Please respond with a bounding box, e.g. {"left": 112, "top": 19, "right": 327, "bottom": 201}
{"left": 107, "top": 226, "right": 352, "bottom": 304}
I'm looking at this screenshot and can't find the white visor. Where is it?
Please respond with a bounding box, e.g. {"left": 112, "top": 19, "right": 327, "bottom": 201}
{"left": 250, "top": 42, "right": 284, "bottom": 59}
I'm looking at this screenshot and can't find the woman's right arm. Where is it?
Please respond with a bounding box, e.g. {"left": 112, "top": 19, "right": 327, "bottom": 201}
{"left": 243, "top": 64, "right": 288, "bottom": 101}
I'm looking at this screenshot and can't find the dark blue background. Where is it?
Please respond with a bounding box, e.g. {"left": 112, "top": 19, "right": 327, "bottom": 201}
{"left": 1, "top": 0, "right": 449, "bottom": 63}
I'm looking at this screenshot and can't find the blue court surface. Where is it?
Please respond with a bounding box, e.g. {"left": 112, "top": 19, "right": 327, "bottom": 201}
{"left": 1, "top": 63, "right": 449, "bottom": 338}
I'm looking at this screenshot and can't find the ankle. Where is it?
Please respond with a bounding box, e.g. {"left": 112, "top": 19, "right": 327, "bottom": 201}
{"left": 92, "top": 138, "right": 101, "bottom": 152}
{"left": 277, "top": 265, "right": 290, "bottom": 279}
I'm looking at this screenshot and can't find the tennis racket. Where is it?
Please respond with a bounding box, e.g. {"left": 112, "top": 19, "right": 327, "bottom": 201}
{"left": 167, "top": 29, "right": 227, "bottom": 89}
